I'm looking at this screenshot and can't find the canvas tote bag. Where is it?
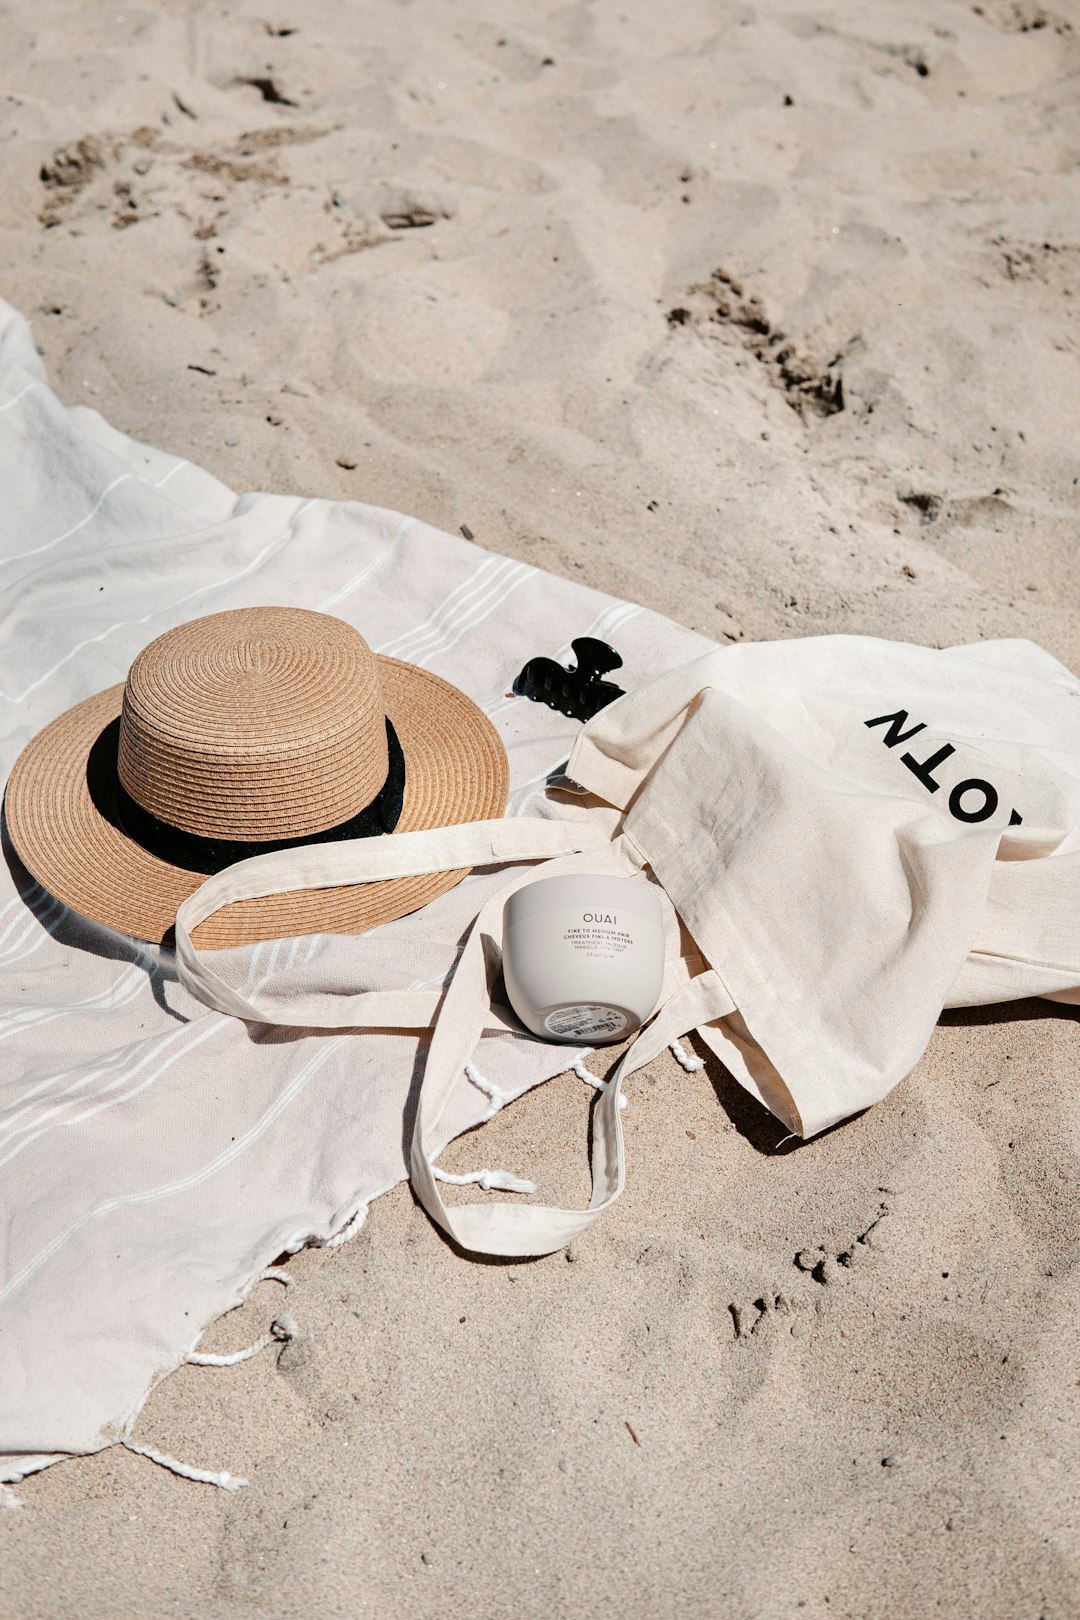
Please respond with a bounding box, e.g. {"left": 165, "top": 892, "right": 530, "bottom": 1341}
{"left": 176, "top": 634, "right": 1080, "bottom": 1259}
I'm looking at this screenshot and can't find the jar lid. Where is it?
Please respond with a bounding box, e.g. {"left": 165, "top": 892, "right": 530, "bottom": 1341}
{"left": 504, "top": 872, "right": 663, "bottom": 926}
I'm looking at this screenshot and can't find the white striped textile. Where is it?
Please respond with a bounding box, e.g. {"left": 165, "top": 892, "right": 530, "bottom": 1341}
{"left": 0, "top": 296, "right": 713, "bottom": 1486}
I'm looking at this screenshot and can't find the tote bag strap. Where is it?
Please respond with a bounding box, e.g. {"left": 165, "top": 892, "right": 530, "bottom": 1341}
{"left": 174, "top": 818, "right": 613, "bottom": 1027}
{"left": 410, "top": 857, "right": 736, "bottom": 1256}
{"left": 175, "top": 814, "right": 737, "bottom": 1259}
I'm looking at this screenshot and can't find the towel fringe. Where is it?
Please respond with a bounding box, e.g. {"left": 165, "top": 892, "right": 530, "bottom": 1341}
{"left": 323, "top": 1200, "right": 370, "bottom": 1248}
{"left": 185, "top": 1266, "right": 297, "bottom": 1365}
{"left": 1, "top": 1483, "right": 23, "bottom": 1510}
{"left": 464, "top": 1061, "right": 508, "bottom": 1121}
{"left": 433, "top": 1165, "right": 536, "bottom": 1194}
{"left": 258, "top": 1266, "right": 293, "bottom": 1286}
{"left": 109, "top": 1265, "right": 296, "bottom": 1491}
{"left": 570, "top": 1055, "right": 628, "bottom": 1110}
{"left": 670, "top": 1037, "right": 705, "bottom": 1073}
{"left": 121, "top": 1437, "right": 247, "bottom": 1492}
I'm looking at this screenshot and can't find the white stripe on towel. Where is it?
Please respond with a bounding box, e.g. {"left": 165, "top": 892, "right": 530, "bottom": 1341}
{"left": 0, "top": 896, "right": 68, "bottom": 965}
{"left": 377, "top": 556, "right": 536, "bottom": 667}
{"left": 0, "top": 957, "right": 154, "bottom": 1044}
{"left": 0, "top": 1036, "right": 349, "bottom": 1307}
{"left": 0, "top": 497, "right": 319, "bottom": 704}
{"left": 318, "top": 516, "right": 414, "bottom": 611}
{"left": 411, "top": 563, "right": 536, "bottom": 669}
{"left": 0, "top": 939, "right": 283, "bottom": 1138}
{"left": 0, "top": 475, "right": 133, "bottom": 568}
{"left": 0, "top": 380, "right": 44, "bottom": 415}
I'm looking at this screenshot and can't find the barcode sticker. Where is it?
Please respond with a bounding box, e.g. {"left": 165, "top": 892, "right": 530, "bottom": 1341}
{"left": 544, "top": 1004, "right": 628, "bottom": 1040}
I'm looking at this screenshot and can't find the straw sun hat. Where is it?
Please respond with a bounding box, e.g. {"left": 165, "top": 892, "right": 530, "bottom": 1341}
{"left": 4, "top": 606, "right": 509, "bottom": 949}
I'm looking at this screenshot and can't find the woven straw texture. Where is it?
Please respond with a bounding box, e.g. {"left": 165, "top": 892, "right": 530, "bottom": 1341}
{"left": 119, "top": 607, "right": 390, "bottom": 839}
{"left": 5, "top": 608, "right": 509, "bottom": 948}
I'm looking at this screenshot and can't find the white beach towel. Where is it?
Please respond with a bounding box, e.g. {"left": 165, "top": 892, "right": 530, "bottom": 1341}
{"left": 5, "top": 288, "right": 1078, "bottom": 1475}
{"left": 0, "top": 297, "right": 713, "bottom": 1487}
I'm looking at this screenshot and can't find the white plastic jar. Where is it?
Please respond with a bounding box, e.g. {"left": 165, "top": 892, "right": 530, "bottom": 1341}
{"left": 501, "top": 873, "right": 666, "bottom": 1044}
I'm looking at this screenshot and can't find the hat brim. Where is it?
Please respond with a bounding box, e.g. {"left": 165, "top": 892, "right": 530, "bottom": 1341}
{"left": 3, "top": 657, "right": 509, "bottom": 949}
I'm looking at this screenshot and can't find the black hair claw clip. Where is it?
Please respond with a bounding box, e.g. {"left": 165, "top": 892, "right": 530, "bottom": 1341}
{"left": 513, "top": 637, "right": 625, "bottom": 722}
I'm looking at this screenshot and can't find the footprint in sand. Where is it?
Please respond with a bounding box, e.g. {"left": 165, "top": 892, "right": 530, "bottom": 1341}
{"left": 728, "top": 1292, "right": 805, "bottom": 1341}
{"left": 726, "top": 1201, "right": 891, "bottom": 1339}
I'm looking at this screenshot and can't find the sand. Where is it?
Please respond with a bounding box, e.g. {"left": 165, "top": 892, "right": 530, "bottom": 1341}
{"left": 1, "top": 0, "right": 1078, "bottom": 1614}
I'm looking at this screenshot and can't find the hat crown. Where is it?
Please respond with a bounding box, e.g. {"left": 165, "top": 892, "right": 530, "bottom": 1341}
{"left": 117, "top": 607, "right": 389, "bottom": 839}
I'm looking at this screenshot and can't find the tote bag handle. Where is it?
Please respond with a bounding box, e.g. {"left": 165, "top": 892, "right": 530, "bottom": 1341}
{"left": 175, "top": 818, "right": 606, "bottom": 1027}
{"left": 175, "top": 816, "right": 736, "bottom": 1258}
